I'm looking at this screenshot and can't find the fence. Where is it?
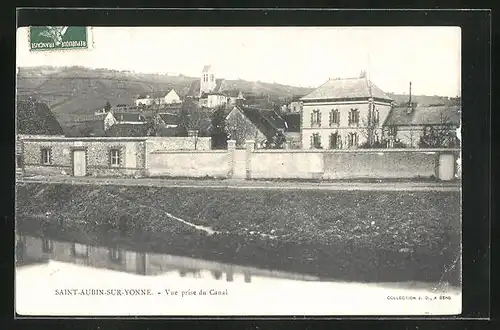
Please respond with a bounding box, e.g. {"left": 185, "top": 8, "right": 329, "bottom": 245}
{"left": 18, "top": 137, "right": 460, "bottom": 181}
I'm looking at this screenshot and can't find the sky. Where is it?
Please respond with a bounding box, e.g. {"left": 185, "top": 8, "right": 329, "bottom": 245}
{"left": 17, "top": 26, "right": 461, "bottom": 97}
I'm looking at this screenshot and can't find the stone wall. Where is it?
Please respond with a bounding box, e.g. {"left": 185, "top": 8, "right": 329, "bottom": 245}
{"left": 20, "top": 137, "right": 148, "bottom": 177}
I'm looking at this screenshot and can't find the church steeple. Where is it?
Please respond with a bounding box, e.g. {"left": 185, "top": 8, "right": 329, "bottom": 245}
{"left": 200, "top": 64, "right": 217, "bottom": 96}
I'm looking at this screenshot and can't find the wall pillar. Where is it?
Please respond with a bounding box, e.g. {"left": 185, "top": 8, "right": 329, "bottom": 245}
{"left": 437, "top": 151, "right": 456, "bottom": 181}
{"left": 227, "top": 140, "right": 236, "bottom": 178}
{"left": 245, "top": 140, "right": 255, "bottom": 180}
{"left": 144, "top": 140, "right": 155, "bottom": 177}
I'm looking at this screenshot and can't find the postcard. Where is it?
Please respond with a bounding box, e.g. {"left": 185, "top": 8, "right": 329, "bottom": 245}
{"left": 15, "top": 25, "right": 462, "bottom": 316}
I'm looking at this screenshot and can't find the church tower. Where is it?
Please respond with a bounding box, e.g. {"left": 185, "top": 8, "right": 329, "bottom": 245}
{"left": 200, "top": 65, "right": 216, "bottom": 96}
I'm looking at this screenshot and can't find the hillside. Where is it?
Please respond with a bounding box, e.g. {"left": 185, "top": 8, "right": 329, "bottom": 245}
{"left": 16, "top": 66, "right": 314, "bottom": 124}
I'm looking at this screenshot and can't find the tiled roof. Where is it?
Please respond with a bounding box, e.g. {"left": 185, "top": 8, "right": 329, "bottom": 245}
{"left": 113, "top": 112, "right": 147, "bottom": 122}
{"left": 214, "top": 79, "right": 225, "bottom": 92}
{"left": 411, "top": 106, "right": 461, "bottom": 126}
{"left": 158, "top": 113, "right": 179, "bottom": 126}
{"left": 282, "top": 113, "right": 301, "bottom": 132}
{"left": 65, "top": 119, "right": 105, "bottom": 137}
{"left": 301, "top": 77, "right": 392, "bottom": 102}
{"left": 105, "top": 123, "right": 150, "bottom": 137}
{"left": 202, "top": 65, "right": 212, "bottom": 73}
{"left": 234, "top": 106, "right": 286, "bottom": 140}
{"left": 156, "top": 126, "right": 181, "bottom": 137}
{"left": 17, "top": 100, "right": 64, "bottom": 135}
{"left": 223, "top": 89, "right": 240, "bottom": 97}
{"left": 384, "top": 105, "right": 461, "bottom": 126}
{"left": 259, "top": 110, "right": 286, "bottom": 130}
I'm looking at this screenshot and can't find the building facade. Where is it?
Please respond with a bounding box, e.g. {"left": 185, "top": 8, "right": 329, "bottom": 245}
{"left": 384, "top": 105, "right": 461, "bottom": 148}
{"left": 300, "top": 76, "right": 393, "bottom": 149}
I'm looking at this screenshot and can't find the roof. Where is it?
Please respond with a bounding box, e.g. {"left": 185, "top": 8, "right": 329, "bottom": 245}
{"left": 230, "top": 106, "right": 286, "bottom": 140}
{"left": 214, "top": 79, "right": 225, "bottom": 92}
{"left": 223, "top": 89, "right": 240, "bottom": 97}
{"left": 17, "top": 100, "right": 64, "bottom": 135}
{"left": 158, "top": 113, "right": 179, "bottom": 126}
{"left": 187, "top": 80, "right": 201, "bottom": 97}
{"left": 155, "top": 126, "right": 181, "bottom": 137}
{"left": 300, "top": 77, "right": 392, "bottom": 102}
{"left": 282, "top": 113, "right": 301, "bottom": 132}
{"left": 384, "top": 105, "right": 461, "bottom": 127}
{"left": 105, "top": 123, "right": 150, "bottom": 137}
{"left": 112, "top": 112, "right": 147, "bottom": 122}
{"left": 65, "top": 119, "right": 105, "bottom": 137}
{"left": 202, "top": 65, "right": 212, "bottom": 73}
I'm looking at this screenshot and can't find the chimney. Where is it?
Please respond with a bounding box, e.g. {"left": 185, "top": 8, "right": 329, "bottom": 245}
{"left": 407, "top": 81, "right": 413, "bottom": 114}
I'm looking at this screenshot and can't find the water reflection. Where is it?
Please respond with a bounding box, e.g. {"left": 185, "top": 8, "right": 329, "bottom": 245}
{"left": 15, "top": 234, "right": 322, "bottom": 283}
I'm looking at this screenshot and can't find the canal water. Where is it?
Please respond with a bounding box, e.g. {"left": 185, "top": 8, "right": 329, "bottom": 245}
{"left": 15, "top": 233, "right": 462, "bottom": 316}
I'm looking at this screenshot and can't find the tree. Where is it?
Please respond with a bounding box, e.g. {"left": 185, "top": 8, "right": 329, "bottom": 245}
{"left": 359, "top": 98, "right": 383, "bottom": 148}
{"left": 418, "top": 107, "right": 460, "bottom": 148}
{"left": 104, "top": 101, "right": 111, "bottom": 112}
{"left": 210, "top": 106, "right": 228, "bottom": 149}
{"left": 263, "top": 133, "right": 286, "bottom": 149}
{"left": 179, "top": 99, "right": 211, "bottom": 149}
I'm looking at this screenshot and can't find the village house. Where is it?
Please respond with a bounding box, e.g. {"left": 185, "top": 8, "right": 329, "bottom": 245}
{"left": 300, "top": 72, "right": 393, "bottom": 149}
{"left": 162, "top": 89, "right": 182, "bottom": 105}
{"left": 104, "top": 111, "right": 148, "bottom": 131}
{"left": 16, "top": 99, "right": 65, "bottom": 175}
{"left": 135, "top": 89, "right": 182, "bottom": 107}
{"left": 281, "top": 95, "right": 304, "bottom": 113}
{"left": 225, "top": 105, "right": 287, "bottom": 148}
{"left": 188, "top": 65, "right": 245, "bottom": 109}
{"left": 383, "top": 104, "right": 461, "bottom": 148}
{"left": 135, "top": 94, "right": 155, "bottom": 107}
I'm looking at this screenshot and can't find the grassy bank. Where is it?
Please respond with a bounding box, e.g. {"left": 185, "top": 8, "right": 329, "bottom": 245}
{"left": 15, "top": 182, "right": 461, "bottom": 285}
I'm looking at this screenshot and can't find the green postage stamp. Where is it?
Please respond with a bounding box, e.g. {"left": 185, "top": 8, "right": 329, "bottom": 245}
{"left": 29, "top": 26, "right": 89, "bottom": 51}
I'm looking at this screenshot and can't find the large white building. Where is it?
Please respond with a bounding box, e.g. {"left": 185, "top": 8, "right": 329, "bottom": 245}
{"left": 300, "top": 74, "right": 393, "bottom": 149}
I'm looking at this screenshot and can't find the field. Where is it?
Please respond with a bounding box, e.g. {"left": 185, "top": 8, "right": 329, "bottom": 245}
{"left": 15, "top": 182, "right": 461, "bottom": 285}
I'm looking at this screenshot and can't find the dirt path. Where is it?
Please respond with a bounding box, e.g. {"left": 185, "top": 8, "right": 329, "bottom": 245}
{"left": 18, "top": 176, "right": 461, "bottom": 192}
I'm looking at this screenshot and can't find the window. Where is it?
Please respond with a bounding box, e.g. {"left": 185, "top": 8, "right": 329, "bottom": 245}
{"left": 348, "top": 108, "right": 359, "bottom": 125}
{"left": 311, "top": 133, "right": 322, "bottom": 149}
{"left": 348, "top": 132, "right": 359, "bottom": 148}
{"left": 211, "top": 74, "right": 214, "bottom": 82}
{"left": 110, "top": 149, "right": 121, "bottom": 167}
{"left": 329, "top": 133, "right": 340, "bottom": 149}
{"left": 108, "top": 248, "right": 123, "bottom": 264}
{"left": 329, "top": 109, "right": 340, "bottom": 126}
{"left": 42, "top": 239, "right": 53, "bottom": 253}
{"left": 41, "top": 148, "right": 52, "bottom": 165}
{"left": 311, "top": 109, "right": 321, "bottom": 127}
